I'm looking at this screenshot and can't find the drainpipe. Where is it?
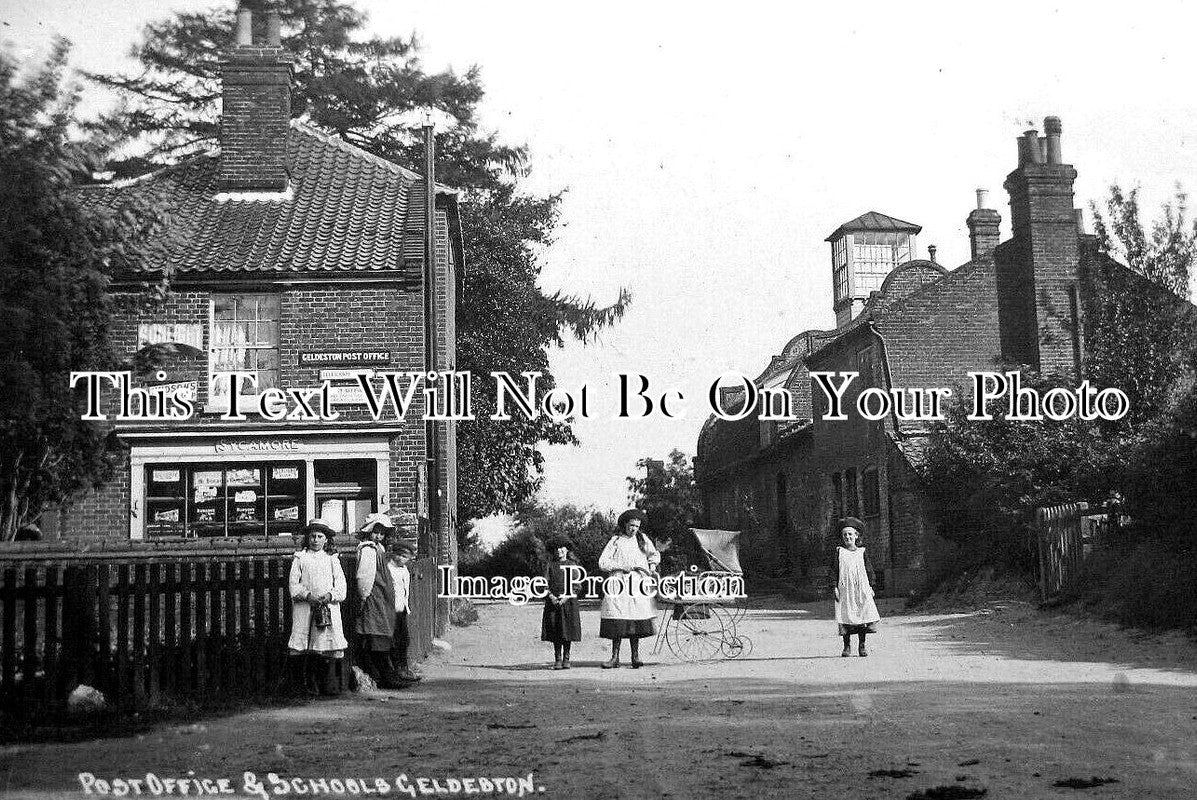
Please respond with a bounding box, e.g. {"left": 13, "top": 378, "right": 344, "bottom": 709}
{"left": 867, "top": 321, "right": 905, "bottom": 439}
{"left": 422, "top": 121, "right": 441, "bottom": 560}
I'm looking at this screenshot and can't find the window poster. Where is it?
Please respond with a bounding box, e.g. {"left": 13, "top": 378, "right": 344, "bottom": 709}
{"left": 193, "top": 470, "right": 223, "bottom": 488}
{"left": 226, "top": 468, "right": 260, "bottom": 486}
{"left": 273, "top": 505, "right": 299, "bottom": 521}
{"left": 272, "top": 466, "right": 299, "bottom": 481}
{"left": 152, "top": 469, "right": 180, "bottom": 483}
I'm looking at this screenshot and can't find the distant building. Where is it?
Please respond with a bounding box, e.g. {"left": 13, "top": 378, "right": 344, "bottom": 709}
{"left": 695, "top": 116, "right": 1191, "bottom": 594}
{"left": 50, "top": 6, "right": 461, "bottom": 565}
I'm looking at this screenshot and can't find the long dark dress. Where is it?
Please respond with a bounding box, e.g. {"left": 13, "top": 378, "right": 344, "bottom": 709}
{"left": 541, "top": 557, "right": 583, "bottom": 643}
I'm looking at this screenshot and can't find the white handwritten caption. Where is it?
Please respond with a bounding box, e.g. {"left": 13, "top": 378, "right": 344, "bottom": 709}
{"left": 77, "top": 772, "right": 544, "bottom": 798}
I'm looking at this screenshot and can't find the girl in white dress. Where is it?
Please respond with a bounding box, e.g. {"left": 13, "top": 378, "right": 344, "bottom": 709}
{"left": 598, "top": 509, "right": 660, "bottom": 669}
{"left": 831, "top": 517, "right": 880, "bottom": 657}
{"left": 288, "top": 519, "right": 348, "bottom": 693}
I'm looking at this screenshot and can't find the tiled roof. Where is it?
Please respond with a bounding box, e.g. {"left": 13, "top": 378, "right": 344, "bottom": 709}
{"left": 81, "top": 122, "right": 443, "bottom": 277}
{"left": 825, "top": 210, "right": 922, "bottom": 242}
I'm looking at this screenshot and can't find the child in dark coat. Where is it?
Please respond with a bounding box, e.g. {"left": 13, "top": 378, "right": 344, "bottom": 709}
{"left": 542, "top": 538, "right": 583, "bottom": 669}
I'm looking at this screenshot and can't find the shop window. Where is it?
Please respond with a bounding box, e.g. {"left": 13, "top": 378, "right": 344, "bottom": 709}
{"left": 144, "top": 461, "right": 305, "bottom": 538}
{"left": 210, "top": 294, "right": 280, "bottom": 408}
{"left": 862, "top": 467, "right": 880, "bottom": 517}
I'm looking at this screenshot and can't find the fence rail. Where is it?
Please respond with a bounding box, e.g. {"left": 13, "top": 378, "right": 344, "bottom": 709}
{"left": 0, "top": 551, "right": 439, "bottom": 716}
{"left": 1035, "top": 501, "right": 1123, "bottom": 601}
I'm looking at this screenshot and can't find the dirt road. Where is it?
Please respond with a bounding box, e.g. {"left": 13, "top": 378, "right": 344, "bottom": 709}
{"left": 3, "top": 598, "right": 1196, "bottom": 799}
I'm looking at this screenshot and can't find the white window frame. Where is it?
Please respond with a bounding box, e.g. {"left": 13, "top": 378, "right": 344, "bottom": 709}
{"left": 206, "top": 293, "right": 281, "bottom": 413}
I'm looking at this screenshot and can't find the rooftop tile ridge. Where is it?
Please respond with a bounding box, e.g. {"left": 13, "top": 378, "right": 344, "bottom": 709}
{"left": 289, "top": 119, "right": 423, "bottom": 183}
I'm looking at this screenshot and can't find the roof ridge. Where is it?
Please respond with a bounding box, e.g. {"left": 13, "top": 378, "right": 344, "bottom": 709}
{"left": 290, "top": 120, "right": 423, "bottom": 182}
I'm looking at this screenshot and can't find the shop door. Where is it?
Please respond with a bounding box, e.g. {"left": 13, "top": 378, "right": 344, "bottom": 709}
{"left": 314, "top": 459, "right": 378, "bottom": 540}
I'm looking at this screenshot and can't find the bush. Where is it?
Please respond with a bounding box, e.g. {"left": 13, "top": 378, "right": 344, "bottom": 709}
{"left": 448, "top": 598, "right": 479, "bottom": 627}
{"left": 1077, "top": 533, "right": 1197, "bottom": 632}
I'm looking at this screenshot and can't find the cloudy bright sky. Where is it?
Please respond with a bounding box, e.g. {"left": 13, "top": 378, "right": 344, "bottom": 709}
{"left": 5, "top": 0, "right": 1197, "bottom": 521}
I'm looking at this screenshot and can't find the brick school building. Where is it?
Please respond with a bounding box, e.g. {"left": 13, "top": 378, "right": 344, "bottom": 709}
{"left": 695, "top": 117, "right": 1193, "bottom": 595}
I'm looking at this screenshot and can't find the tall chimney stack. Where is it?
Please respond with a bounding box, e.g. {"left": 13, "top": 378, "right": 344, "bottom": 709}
{"left": 998, "top": 115, "right": 1082, "bottom": 376}
{"left": 218, "top": 3, "right": 293, "bottom": 191}
{"left": 966, "top": 188, "right": 1002, "bottom": 260}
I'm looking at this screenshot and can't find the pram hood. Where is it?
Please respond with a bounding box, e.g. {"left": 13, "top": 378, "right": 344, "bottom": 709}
{"left": 690, "top": 528, "right": 742, "bottom": 574}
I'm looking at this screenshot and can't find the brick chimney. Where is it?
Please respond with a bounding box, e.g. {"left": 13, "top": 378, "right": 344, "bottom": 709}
{"left": 217, "top": 4, "right": 292, "bottom": 191}
{"left": 966, "top": 188, "right": 1001, "bottom": 259}
{"left": 996, "top": 115, "right": 1082, "bottom": 376}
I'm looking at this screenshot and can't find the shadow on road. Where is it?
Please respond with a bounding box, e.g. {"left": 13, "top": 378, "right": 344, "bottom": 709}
{"left": 901, "top": 606, "right": 1197, "bottom": 674}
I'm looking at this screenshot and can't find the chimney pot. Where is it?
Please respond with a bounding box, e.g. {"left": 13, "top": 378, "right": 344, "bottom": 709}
{"left": 266, "top": 8, "right": 282, "bottom": 46}
{"left": 1044, "top": 116, "right": 1063, "bottom": 164}
{"left": 976, "top": 188, "right": 989, "bottom": 209}
{"left": 235, "top": 7, "right": 252, "bottom": 46}
{"left": 928, "top": 244, "right": 937, "bottom": 264}
{"left": 1026, "top": 130, "right": 1042, "bottom": 163}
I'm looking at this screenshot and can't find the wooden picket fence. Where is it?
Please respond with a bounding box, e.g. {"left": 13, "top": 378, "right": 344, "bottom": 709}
{"left": 1035, "top": 501, "right": 1123, "bottom": 601}
{"left": 0, "top": 551, "right": 439, "bottom": 716}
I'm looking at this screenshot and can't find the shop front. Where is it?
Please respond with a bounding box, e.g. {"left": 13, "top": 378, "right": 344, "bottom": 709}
{"left": 125, "top": 430, "right": 399, "bottom": 541}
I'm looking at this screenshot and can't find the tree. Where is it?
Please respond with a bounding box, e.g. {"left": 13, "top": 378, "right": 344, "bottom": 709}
{"left": 0, "top": 42, "right": 172, "bottom": 539}
{"left": 87, "top": 0, "right": 630, "bottom": 529}
{"left": 458, "top": 499, "right": 614, "bottom": 579}
{"left": 627, "top": 449, "right": 706, "bottom": 573}
{"left": 1086, "top": 185, "right": 1196, "bottom": 425}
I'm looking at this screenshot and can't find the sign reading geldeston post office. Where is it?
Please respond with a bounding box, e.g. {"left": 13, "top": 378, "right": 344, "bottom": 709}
{"left": 298, "top": 350, "right": 393, "bottom": 366}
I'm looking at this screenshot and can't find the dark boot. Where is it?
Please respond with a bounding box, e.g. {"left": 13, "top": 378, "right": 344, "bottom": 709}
{"left": 371, "top": 651, "right": 401, "bottom": 689}
{"left": 841, "top": 635, "right": 852, "bottom": 657}
{"left": 286, "top": 657, "right": 308, "bottom": 696}
{"left": 561, "top": 643, "right": 572, "bottom": 669}
{"left": 303, "top": 657, "right": 321, "bottom": 696}
{"left": 858, "top": 634, "right": 868, "bottom": 657}
{"left": 319, "top": 659, "right": 342, "bottom": 696}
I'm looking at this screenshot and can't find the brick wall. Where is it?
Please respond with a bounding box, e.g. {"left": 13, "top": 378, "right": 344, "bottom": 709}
{"left": 61, "top": 282, "right": 433, "bottom": 543}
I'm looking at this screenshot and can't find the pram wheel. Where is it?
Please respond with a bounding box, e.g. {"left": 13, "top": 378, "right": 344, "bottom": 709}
{"left": 721, "top": 634, "right": 752, "bottom": 659}
{"left": 666, "top": 604, "right": 734, "bottom": 662}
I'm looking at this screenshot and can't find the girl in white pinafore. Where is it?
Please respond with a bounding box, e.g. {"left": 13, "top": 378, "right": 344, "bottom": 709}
{"left": 288, "top": 519, "right": 348, "bottom": 694}
{"left": 831, "top": 517, "right": 880, "bottom": 657}
{"left": 598, "top": 509, "right": 660, "bottom": 669}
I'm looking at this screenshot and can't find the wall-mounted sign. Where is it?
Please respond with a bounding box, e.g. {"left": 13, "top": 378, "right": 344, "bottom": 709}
{"left": 214, "top": 440, "right": 301, "bottom": 455}
{"left": 329, "top": 386, "right": 368, "bottom": 405}
{"left": 152, "top": 380, "right": 198, "bottom": 400}
{"left": 319, "top": 369, "right": 374, "bottom": 382}
{"left": 138, "top": 323, "right": 204, "bottom": 351}
{"left": 299, "top": 351, "right": 392, "bottom": 366}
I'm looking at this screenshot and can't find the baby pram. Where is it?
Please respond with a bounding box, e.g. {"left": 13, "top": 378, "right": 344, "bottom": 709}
{"left": 652, "top": 529, "right": 752, "bottom": 661}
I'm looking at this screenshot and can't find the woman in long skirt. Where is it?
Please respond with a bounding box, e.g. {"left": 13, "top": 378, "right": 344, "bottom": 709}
{"left": 598, "top": 509, "right": 659, "bottom": 669}
{"left": 542, "top": 537, "right": 583, "bottom": 669}
{"left": 831, "top": 516, "right": 880, "bottom": 657}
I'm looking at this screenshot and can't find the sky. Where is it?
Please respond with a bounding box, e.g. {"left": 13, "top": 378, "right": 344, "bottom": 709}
{"left": 4, "top": 0, "right": 1197, "bottom": 521}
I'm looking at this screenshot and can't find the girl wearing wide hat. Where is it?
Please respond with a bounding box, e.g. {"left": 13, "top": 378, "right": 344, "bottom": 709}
{"left": 541, "top": 536, "right": 583, "bottom": 669}
{"left": 355, "top": 512, "right": 399, "bottom": 687}
{"left": 831, "top": 516, "right": 880, "bottom": 657}
{"left": 598, "top": 509, "right": 660, "bottom": 668}
{"left": 288, "top": 518, "right": 348, "bottom": 694}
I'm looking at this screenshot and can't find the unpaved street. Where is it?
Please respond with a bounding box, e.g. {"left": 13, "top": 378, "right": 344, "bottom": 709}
{"left": 3, "top": 598, "right": 1197, "bottom": 799}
